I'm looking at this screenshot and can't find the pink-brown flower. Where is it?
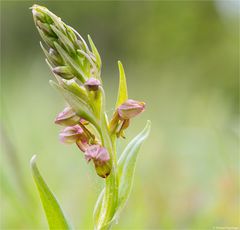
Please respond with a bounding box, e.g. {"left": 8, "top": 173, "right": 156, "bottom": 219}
{"left": 117, "top": 99, "right": 145, "bottom": 120}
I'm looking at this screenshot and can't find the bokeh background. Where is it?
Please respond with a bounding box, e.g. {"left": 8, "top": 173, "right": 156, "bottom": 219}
{"left": 1, "top": 1, "right": 239, "bottom": 229}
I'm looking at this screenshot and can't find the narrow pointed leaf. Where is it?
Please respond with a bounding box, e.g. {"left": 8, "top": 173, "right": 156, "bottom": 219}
{"left": 30, "top": 155, "right": 71, "bottom": 229}
{"left": 116, "top": 121, "right": 151, "bottom": 217}
{"left": 88, "top": 35, "right": 102, "bottom": 69}
{"left": 115, "top": 61, "right": 128, "bottom": 108}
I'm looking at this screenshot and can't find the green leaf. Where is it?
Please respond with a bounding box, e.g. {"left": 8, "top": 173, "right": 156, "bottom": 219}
{"left": 117, "top": 120, "right": 151, "bottom": 217}
{"left": 30, "top": 155, "right": 72, "bottom": 230}
{"left": 88, "top": 35, "right": 102, "bottom": 69}
{"left": 115, "top": 61, "right": 128, "bottom": 108}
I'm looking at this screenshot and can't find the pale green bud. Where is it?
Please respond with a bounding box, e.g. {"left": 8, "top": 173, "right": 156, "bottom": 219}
{"left": 52, "top": 66, "right": 74, "bottom": 80}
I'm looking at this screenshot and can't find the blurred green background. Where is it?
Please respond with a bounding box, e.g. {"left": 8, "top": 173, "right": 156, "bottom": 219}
{"left": 1, "top": 1, "right": 239, "bottom": 229}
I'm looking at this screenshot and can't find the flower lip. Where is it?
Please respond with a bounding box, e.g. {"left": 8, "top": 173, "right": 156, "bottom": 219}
{"left": 117, "top": 99, "right": 145, "bottom": 120}
{"left": 84, "top": 77, "right": 101, "bottom": 91}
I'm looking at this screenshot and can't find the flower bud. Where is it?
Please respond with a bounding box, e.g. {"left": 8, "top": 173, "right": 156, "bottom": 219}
{"left": 61, "top": 79, "right": 89, "bottom": 102}
{"left": 117, "top": 99, "right": 145, "bottom": 120}
{"left": 49, "top": 48, "right": 63, "bottom": 65}
{"left": 55, "top": 107, "right": 80, "bottom": 126}
{"left": 85, "top": 145, "right": 111, "bottom": 178}
{"left": 84, "top": 77, "right": 101, "bottom": 91}
{"left": 59, "top": 125, "right": 87, "bottom": 144}
{"left": 53, "top": 66, "right": 75, "bottom": 80}
{"left": 36, "top": 20, "right": 55, "bottom": 36}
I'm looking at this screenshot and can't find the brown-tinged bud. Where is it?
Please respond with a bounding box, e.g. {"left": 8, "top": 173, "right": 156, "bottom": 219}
{"left": 84, "top": 77, "right": 101, "bottom": 91}
{"left": 117, "top": 99, "right": 145, "bottom": 120}
{"left": 59, "top": 125, "right": 87, "bottom": 144}
{"left": 85, "top": 145, "right": 111, "bottom": 178}
{"left": 55, "top": 107, "right": 80, "bottom": 126}
{"left": 52, "top": 66, "right": 74, "bottom": 80}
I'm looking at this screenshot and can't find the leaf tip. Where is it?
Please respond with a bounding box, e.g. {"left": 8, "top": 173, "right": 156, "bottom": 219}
{"left": 30, "top": 154, "right": 37, "bottom": 164}
{"left": 146, "top": 120, "right": 151, "bottom": 128}
{"left": 144, "top": 120, "right": 151, "bottom": 136}
{"left": 49, "top": 79, "right": 54, "bottom": 86}
{"left": 30, "top": 154, "right": 37, "bottom": 169}
{"left": 117, "top": 60, "right": 122, "bottom": 66}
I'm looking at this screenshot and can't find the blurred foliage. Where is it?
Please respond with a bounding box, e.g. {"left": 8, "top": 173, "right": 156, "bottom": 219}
{"left": 1, "top": 1, "right": 239, "bottom": 229}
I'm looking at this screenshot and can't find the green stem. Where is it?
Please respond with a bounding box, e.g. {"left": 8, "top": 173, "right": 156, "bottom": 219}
{"left": 96, "top": 88, "right": 118, "bottom": 230}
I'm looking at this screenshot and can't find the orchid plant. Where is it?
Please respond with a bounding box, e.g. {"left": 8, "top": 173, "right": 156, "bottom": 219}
{"left": 30, "top": 5, "right": 151, "bottom": 230}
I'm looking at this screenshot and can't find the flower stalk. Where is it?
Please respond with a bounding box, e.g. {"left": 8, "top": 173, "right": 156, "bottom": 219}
{"left": 31, "top": 4, "right": 150, "bottom": 230}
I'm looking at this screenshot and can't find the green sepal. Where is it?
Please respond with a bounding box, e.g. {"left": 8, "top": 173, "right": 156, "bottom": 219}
{"left": 115, "top": 61, "right": 128, "bottom": 108}
{"left": 30, "top": 155, "right": 72, "bottom": 230}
